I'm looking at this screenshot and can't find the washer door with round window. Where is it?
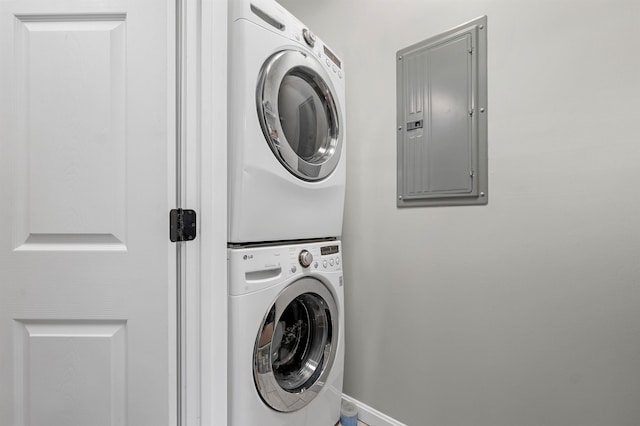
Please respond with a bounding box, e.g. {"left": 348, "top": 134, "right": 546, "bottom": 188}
{"left": 253, "top": 278, "right": 339, "bottom": 412}
{"left": 257, "top": 49, "right": 343, "bottom": 182}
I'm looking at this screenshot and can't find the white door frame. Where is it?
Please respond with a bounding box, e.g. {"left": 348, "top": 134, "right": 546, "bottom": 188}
{"left": 179, "top": 0, "right": 228, "bottom": 425}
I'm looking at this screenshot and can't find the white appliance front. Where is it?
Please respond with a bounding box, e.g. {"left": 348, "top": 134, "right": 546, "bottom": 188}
{"left": 228, "top": 0, "right": 346, "bottom": 243}
{"left": 228, "top": 240, "right": 345, "bottom": 426}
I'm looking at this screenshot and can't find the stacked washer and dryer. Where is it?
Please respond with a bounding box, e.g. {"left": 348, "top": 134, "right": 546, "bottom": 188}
{"left": 227, "top": 0, "right": 347, "bottom": 425}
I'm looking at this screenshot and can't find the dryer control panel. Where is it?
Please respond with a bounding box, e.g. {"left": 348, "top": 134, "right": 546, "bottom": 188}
{"left": 286, "top": 22, "right": 344, "bottom": 81}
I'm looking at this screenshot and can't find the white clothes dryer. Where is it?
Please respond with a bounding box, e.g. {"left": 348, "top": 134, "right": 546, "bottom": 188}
{"left": 228, "top": 0, "right": 346, "bottom": 244}
{"left": 228, "top": 240, "right": 345, "bottom": 426}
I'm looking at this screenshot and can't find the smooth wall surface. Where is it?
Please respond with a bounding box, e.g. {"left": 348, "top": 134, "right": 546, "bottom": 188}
{"left": 277, "top": 0, "right": 640, "bottom": 425}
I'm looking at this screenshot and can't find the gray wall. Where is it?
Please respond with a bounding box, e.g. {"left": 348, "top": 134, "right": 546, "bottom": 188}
{"left": 277, "top": 1, "right": 640, "bottom": 425}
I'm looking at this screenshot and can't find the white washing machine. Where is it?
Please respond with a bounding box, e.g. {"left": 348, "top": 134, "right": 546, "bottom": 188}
{"left": 228, "top": 240, "right": 345, "bottom": 426}
{"left": 228, "top": 0, "right": 346, "bottom": 244}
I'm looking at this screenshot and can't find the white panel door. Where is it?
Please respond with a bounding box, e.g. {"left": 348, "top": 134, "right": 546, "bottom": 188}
{"left": 0, "top": 0, "right": 176, "bottom": 425}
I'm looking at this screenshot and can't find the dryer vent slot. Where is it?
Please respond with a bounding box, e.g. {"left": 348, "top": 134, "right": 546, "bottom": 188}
{"left": 250, "top": 4, "right": 285, "bottom": 31}
{"left": 245, "top": 267, "right": 282, "bottom": 282}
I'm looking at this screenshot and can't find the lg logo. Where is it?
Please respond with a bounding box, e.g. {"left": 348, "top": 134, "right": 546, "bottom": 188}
{"left": 243, "top": 254, "right": 253, "bottom": 260}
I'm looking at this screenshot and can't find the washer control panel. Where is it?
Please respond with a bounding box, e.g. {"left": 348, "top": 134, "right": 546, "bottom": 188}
{"left": 229, "top": 241, "right": 342, "bottom": 296}
{"left": 291, "top": 243, "right": 341, "bottom": 273}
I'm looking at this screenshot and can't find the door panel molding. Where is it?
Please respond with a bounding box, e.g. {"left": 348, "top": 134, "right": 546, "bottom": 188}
{"left": 12, "top": 13, "right": 127, "bottom": 251}
{"left": 14, "top": 320, "right": 127, "bottom": 426}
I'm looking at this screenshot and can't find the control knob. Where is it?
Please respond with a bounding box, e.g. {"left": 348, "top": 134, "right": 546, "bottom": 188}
{"left": 298, "top": 250, "right": 313, "bottom": 268}
{"left": 302, "top": 28, "right": 316, "bottom": 47}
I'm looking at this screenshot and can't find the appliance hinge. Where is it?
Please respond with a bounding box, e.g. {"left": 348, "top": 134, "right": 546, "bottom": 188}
{"left": 170, "top": 209, "right": 197, "bottom": 242}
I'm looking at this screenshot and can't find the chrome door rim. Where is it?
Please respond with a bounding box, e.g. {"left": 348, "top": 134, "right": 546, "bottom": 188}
{"left": 253, "top": 278, "right": 339, "bottom": 412}
{"left": 256, "top": 49, "right": 343, "bottom": 181}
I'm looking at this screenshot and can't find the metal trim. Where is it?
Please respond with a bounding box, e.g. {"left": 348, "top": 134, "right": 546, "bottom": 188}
{"left": 253, "top": 278, "right": 339, "bottom": 412}
{"left": 227, "top": 236, "right": 337, "bottom": 250}
{"left": 256, "top": 49, "right": 343, "bottom": 182}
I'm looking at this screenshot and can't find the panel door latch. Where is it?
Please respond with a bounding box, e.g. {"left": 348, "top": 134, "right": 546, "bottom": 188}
{"left": 406, "top": 120, "right": 423, "bottom": 131}
{"left": 170, "top": 209, "right": 197, "bottom": 242}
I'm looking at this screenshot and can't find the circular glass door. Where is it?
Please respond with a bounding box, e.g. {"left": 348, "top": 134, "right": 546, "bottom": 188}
{"left": 257, "top": 49, "right": 343, "bottom": 181}
{"left": 253, "top": 278, "right": 338, "bottom": 412}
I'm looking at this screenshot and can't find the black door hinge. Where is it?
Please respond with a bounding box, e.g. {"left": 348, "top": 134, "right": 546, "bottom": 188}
{"left": 170, "top": 209, "right": 197, "bottom": 242}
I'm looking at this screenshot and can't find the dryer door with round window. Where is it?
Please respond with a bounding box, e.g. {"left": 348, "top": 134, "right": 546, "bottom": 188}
{"left": 253, "top": 278, "right": 339, "bottom": 412}
{"left": 257, "top": 49, "right": 343, "bottom": 181}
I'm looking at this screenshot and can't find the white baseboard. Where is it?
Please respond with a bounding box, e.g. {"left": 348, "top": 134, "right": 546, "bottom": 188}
{"left": 341, "top": 394, "right": 407, "bottom": 426}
